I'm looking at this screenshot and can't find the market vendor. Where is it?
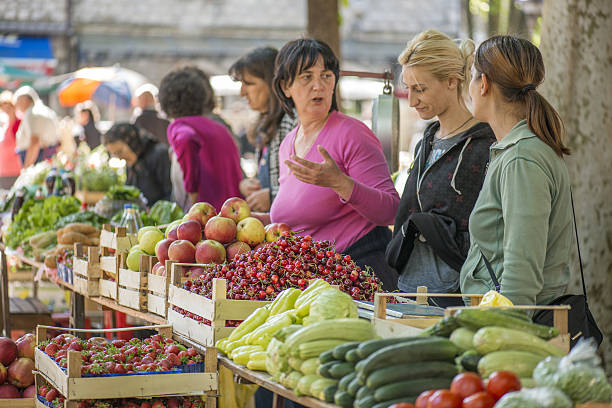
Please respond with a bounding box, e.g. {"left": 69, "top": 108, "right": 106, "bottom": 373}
{"left": 0, "top": 91, "right": 23, "bottom": 188}
{"left": 229, "top": 46, "right": 298, "bottom": 212}
{"left": 460, "top": 35, "right": 572, "bottom": 306}
{"left": 158, "top": 67, "right": 243, "bottom": 211}
{"left": 387, "top": 30, "right": 496, "bottom": 307}
{"left": 104, "top": 123, "right": 172, "bottom": 205}
{"left": 265, "top": 38, "right": 400, "bottom": 291}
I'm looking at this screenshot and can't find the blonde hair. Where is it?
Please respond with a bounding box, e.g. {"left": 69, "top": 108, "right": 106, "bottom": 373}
{"left": 398, "top": 29, "right": 474, "bottom": 105}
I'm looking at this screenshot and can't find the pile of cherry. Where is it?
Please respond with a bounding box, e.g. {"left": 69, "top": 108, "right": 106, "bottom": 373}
{"left": 173, "top": 233, "right": 382, "bottom": 325}
{"left": 38, "top": 333, "right": 202, "bottom": 376}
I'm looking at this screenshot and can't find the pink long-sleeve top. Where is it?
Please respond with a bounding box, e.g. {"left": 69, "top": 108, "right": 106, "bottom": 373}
{"left": 167, "top": 116, "right": 243, "bottom": 211}
{"left": 270, "top": 111, "right": 399, "bottom": 252}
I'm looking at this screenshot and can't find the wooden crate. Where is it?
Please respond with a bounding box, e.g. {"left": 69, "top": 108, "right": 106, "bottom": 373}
{"left": 72, "top": 243, "right": 100, "bottom": 297}
{"left": 147, "top": 259, "right": 175, "bottom": 318}
{"left": 35, "top": 324, "right": 217, "bottom": 401}
{"left": 98, "top": 225, "right": 136, "bottom": 301}
{"left": 117, "top": 254, "right": 152, "bottom": 311}
{"left": 372, "top": 288, "right": 484, "bottom": 338}
{"left": 166, "top": 263, "right": 271, "bottom": 347}
{"left": 0, "top": 398, "right": 33, "bottom": 407}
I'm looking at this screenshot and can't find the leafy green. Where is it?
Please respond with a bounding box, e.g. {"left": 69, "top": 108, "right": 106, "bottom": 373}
{"left": 78, "top": 166, "right": 120, "bottom": 192}
{"left": 6, "top": 195, "right": 81, "bottom": 249}
{"left": 54, "top": 211, "right": 109, "bottom": 229}
{"left": 105, "top": 185, "right": 141, "bottom": 201}
{"left": 148, "top": 200, "right": 184, "bottom": 225}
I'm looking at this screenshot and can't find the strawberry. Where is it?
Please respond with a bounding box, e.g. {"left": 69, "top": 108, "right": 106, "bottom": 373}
{"left": 186, "top": 348, "right": 198, "bottom": 358}
{"left": 38, "top": 385, "right": 48, "bottom": 397}
{"left": 113, "top": 364, "right": 126, "bottom": 374}
{"left": 45, "top": 388, "right": 58, "bottom": 402}
{"left": 44, "top": 342, "right": 60, "bottom": 357}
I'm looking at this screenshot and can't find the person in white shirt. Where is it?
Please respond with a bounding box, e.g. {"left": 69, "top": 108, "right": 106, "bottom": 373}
{"left": 13, "top": 86, "right": 59, "bottom": 167}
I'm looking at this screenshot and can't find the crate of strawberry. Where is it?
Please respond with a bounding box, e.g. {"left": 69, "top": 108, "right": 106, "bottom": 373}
{"left": 34, "top": 325, "right": 216, "bottom": 401}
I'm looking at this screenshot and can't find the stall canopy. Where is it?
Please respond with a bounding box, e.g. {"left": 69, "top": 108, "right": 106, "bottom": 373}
{"left": 0, "top": 35, "right": 56, "bottom": 76}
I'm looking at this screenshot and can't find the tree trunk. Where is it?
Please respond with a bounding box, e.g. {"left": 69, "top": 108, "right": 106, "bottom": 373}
{"left": 539, "top": 0, "right": 612, "bottom": 373}
{"left": 307, "top": 0, "right": 340, "bottom": 58}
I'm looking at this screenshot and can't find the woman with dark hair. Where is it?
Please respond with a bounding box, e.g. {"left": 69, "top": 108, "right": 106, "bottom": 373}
{"left": 229, "top": 47, "right": 298, "bottom": 212}
{"left": 159, "top": 67, "right": 243, "bottom": 210}
{"left": 104, "top": 123, "right": 172, "bottom": 205}
{"left": 460, "top": 35, "right": 572, "bottom": 306}
{"left": 264, "top": 38, "right": 400, "bottom": 291}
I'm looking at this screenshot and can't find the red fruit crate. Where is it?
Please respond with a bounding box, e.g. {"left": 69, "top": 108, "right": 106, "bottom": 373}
{"left": 166, "top": 263, "right": 271, "bottom": 347}
{"left": 72, "top": 243, "right": 100, "bottom": 297}
{"left": 117, "top": 254, "right": 152, "bottom": 311}
{"left": 147, "top": 260, "right": 176, "bottom": 318}
{"left": 34, "top": 324, "right": 217, "bottom": 401}
{"left": 99, "top": 225, "right": 135, "bottom": 301}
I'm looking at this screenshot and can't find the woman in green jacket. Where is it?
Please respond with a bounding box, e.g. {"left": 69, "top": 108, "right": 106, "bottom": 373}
{"left": 460, "top": 35, "right": 572, "bottom": 306}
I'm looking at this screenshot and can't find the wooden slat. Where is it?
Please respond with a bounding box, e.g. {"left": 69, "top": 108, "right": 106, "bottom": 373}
{"left": 118, "top": 268, "right": 146, "bottom": 290}
{"left": 147, "top": 293, "right": 166, "bottom": 316}
{"left": 100, "top": 256, "right": 117, "bottom": 274}
{"left": 35, "top": 348, "right": 68, "bottom": 396}
{"left": 167, "top": 308, "right": 232, "bottom": 347}
{"left": 118, "top": 287, "right": 145, "bottom": 310}
{"left": 91, "top": 297, "right": 167, "bottom": 325}
{"left": 148, "top": 274, "right": 167, "bottom": 295}
{"left": 0, "top": 397, "right": 34, "bottom": 407}
{"left": 99, "top": 279, "right": 117, "bottom": 299}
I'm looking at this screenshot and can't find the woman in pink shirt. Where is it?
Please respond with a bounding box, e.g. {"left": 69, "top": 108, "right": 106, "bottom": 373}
{"left": 0, "top": 91, "right": 22, "bottom": 186}
{"left": 267, "top": 39, "right": 400, "bottom": 290}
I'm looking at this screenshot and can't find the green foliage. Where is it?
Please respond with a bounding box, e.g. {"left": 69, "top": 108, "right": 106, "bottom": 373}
{"left": 105, "top": 185, "right": 141, "bottom": 201}
{"left": 148, "top": 200, "right": 185, "bottom": 225}
{"left": 54, "top": 211, "right": 109, "bottom": 229}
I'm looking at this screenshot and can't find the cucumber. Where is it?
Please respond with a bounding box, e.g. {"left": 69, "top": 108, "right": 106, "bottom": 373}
{"left": 355, "top": 359, "right": 367, "bottom": 372}
{"left": 329, "top": 362, "right": 355, "bottom": 379}
{"left": 372, "top": 397, "right": 418, "bottom": 408}
{"left": 374, "top": 377, "right": 453, "bottom": 402}
{"left": 356, "top": 385, "right": 373, "bottom": 400}
{"left": 421, "top": 315, "right": 460, "bottom": 337}
{"left": 455, "top": 309, "right": 558, "bottom": 339}
{"left": 318, "top": 360, "right": 341, "bottom": 378}
{"left": 366, "top": 361, "right": 457, "bottom": 389}
{"left": 338, "top": 372, "right": 357, "bottom": 391}
{"left": 359, "top": 337, "right": 460, "bottom": 376}
{"left": 345, "top": 348, "right": 361, "bottom": 363}
{"left": 356, "top": 337, "right": 422, "bottom": 359}
{"left": 347, "top": 376, "right": 361, "bottom": 396}
{"left": 334, "top": 390, "right": 354, "bottom": 408}
{"left": 321, "top": 384, "right": 338, "bottom": 402}
{"left": 493, "top": 308, "right": 531, "bottom": 322}
{"left": 332, "top": 341, "right": 360, "bottom": 361}
{"left": 319, "top": 349, "right": 336, "bottom": 364}
{"left": 355, "top": 395, "right": 377, "bottom": 408}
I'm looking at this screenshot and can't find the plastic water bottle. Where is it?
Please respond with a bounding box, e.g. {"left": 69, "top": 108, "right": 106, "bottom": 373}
{"left": 122, "top": 207, "right": 140, "bottom": 235}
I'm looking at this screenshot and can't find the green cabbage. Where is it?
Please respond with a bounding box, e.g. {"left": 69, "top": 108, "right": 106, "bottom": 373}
{"left": 308, "top": 288, "right": 358, "bottom": 323}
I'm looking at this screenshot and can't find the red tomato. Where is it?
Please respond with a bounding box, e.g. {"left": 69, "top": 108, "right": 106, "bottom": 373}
{"left": 416, "top": 390, "right": 437, "bottom": 408}
{"left": 486, "top": 371, "right": 521, "bottom": 400}
{"left": 427, "top": 390, "right": 462, "bottom": 408}
{"left": 462, "top": 391, "right": 496, "bottom": 408}
{"left": 389, "top": 404, "right": 415, "bottom": 408}
{"left": 450, "top": 372, "right": 485, "bottom": 399}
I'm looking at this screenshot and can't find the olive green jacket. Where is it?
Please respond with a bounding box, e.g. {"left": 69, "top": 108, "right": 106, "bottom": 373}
{"left": 460, "top": 120, "right": 572, "bottom": 305}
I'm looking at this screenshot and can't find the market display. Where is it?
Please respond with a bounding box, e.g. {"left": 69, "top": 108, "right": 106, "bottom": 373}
{"left": 0, "top": 334, "right": 36, "bottom": 399}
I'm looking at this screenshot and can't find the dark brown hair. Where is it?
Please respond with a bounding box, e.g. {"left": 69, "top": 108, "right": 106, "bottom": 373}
{"left": 229, "top": 47, "right": 284, "bottom": 147}
{"left": 474, "top": 35, "right": 570, "bottom": 156}
{"left": 159, "top": 68, "right": 207, "bottom": 118}
{"left": 272, "top": 38, "right": 339, "bottom": 116}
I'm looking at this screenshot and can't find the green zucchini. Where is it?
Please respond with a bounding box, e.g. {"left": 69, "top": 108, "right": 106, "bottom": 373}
{"left": 310, "top": 377, "right": 338, "bottom": 398}
{"left": 347, "top": 376, "right": 361, "bottom": 396}
{"left": 329, "top": 362, "right": 355, "bottom": 379}
{"left": 356, "top": 337, "right": 422, "bottom": 359}
{"left": 473, "top": 326, "right": 565, "bottom": 357}
{"left": 355, "top": 359, "right": 367, "bottom": 372}
{"left": 374, "top": 377, "right": 453, "bottom": 402}
{"left": 359, "top": 337, "right": 460, "bottom": 376}
{"left": 345, "top": 348, "right": 361, "bottom": 363}
{"left": 300, "top": 358, "right": 319, "bottom": 375}
{"left": 455, "top": 309, "right": 558, "bottom": 339}
{"left": 334, "top": 390, "right": 354, "bottom": 408}
{"left": 319, "top": 349, "right": 336, "bottom": 364}
{"left": 420, "top": 315, "right": 460, "bottom": 337}
{"left": 366, "top": 361, "right": 457, "bottom": 389}
{"left": 477, "top": 350, "right": 545, "bottom": 378}
{"left": 450, "top": 327, "right": 475, "bottom": 352}
{"left": 355, "top": 395, "right": 377, "bottom": 408}
{"left": 493, "top": 308, "right": 531, "bottom": 322}
{"left": 456, "top": 349, "right": 482, "bottom": 372}
{"left": 318, "top": 360, "right": 341, "bottom": 378}
{"left": 332, "top": 341, "right": 360, "bottom": 361}
{"left": 372, "top": 397, "right": 418, "bottom": 408}
{"left": 338, "top": 372, "right": 357, "bottom": 391}
{"left": 356, "top": 385, "right": 373, "bottom": 400}
{"left": 321, "top": 384, "right": 338, "bottom": 402}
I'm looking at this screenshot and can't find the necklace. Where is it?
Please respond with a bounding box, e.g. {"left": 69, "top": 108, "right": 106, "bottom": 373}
{"left": 437, "top": 116, "right": 474, "bottom": 139}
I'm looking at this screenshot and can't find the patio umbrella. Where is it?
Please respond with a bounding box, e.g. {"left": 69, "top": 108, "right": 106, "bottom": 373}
{"left": 57, "top": 66, "right": 148, "bottom": 108}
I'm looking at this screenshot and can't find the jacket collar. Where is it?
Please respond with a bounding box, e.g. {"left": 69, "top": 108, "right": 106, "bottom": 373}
{"left": 491, "top": 120, "right": 537, "bottom": 151}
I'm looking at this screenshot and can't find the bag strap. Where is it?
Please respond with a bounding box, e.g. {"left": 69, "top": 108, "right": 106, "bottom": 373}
{"left": 480, "top": 188, "right": 588, "bottom": 299}
{"left": 570, "top": 188, "right": 589, "bottom": 299}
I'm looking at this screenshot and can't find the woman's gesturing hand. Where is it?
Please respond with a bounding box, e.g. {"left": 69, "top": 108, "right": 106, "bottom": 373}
{"left": 285, "top": 145, "right": 354, "bottom": 200}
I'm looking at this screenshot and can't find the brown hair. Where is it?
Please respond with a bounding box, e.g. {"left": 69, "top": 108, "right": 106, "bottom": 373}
{"left": 474, "top": 35, "right": 570, "bottom": 156}
{"left": 229, "top": 47, "right": 284, "bottom": 147}
{"left": 398, "top": 29, "right": 474, "bottom": 108}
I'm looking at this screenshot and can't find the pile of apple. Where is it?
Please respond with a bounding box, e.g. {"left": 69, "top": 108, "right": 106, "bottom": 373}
{"left": 151, "top": 197, "right": 290, "bottom": 277}
{"left": 0, "top": 334, "right": 37, "bottom": 399}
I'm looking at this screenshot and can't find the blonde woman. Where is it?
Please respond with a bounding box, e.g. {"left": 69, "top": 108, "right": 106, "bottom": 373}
{"left": 387, "top": 29, "right": 496, "bottom": 307}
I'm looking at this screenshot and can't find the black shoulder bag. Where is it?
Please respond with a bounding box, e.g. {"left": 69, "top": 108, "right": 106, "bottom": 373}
{"left": 481, "top": 190, "right": 603, "bottom": 348}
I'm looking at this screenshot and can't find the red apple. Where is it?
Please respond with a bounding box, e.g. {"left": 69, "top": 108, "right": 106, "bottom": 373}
{"left": 0, "top": 362, "right": 6, "bottom": 383}
{"left": 226, "top": 241, "right": 251, "bottom": 261}
{"left": 236, "top": 217, "right": 265, "bottom": 246}
{"left": 8, "top": 357, "right": 34, "bottom": 387}
{"left": 155, "top": 238, "right": 174, "bottom": 265}
{"left": 0, "top": 383, "right": 20, "bottom": 398}
{"left": 167, "top": 240, "right": 196, "bottom": 263}
{"left": 0, "top": 337, "right": 17, "bottom": 366}
{"left": 264, "top": 222, "right": 291, "bottom": 242}
{"left": 185, "top": 202, "right": 217, "bottom": 227}
{"left": 151, "top": 262, "right": 165, "bottom": 276}
{"left": 22, "top": 384, "right": 36, "bottom": 398}
{"left": 204, "top": 216, "right": 237, "bottom": 244}
{"left": 177, "top": 220, "right": 202, "bottom": 245}
{"left": 15, "top": 333, "right": 35, "bottom": 360}
{"left": 195, "top": 240, "right": 226, "bottom": 264}
{"left": 220, "top": 197, "right": 251, "bottom": 223}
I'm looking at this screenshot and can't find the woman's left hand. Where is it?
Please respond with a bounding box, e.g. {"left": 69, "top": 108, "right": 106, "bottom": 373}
{"left": 285, "top": 145, "right": 354, "bottom": 201}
